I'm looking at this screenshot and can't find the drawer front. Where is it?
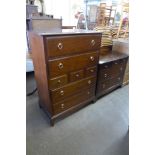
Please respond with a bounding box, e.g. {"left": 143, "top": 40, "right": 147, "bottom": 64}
{"left": 101, "top": 62, "right": 112, "bottom": 70}
{"left": 48, "top": 52, "right": 98, "bottom": 78}
{"left": 53, "top": 88, "right": 94, "bottom": 115}
{"left": 111, "top": 61, "right": 126, "bottom": 76}
{"left": 97, "top": 80, "right": 111, "bottom": 93}
{"left": 97, "top": 76, "right": 122, "bottom": 93}
{"left": 49, "top": 74, "right": 68, "bottom": 90}
{"left": 46, "top": 35, "right": 101, "bottom": 58}
{"left": 70, "top": 70, "right": 84, "bottom": 82}
{"left": 85, "top": 66, "right": 97, "bottom": 77}
{"left": 51, "top": 76, "right": 96, "bottom": 103}
{"left": 110, "top": 76, "right": 123, "bottom": 86}
{"left": 98, "top": 68, "right": 112, "bottom": 81}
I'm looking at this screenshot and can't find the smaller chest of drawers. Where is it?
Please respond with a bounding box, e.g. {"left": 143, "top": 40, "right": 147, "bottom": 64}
{"left": 96, "top": 52, "right": 128, "bottom": 98}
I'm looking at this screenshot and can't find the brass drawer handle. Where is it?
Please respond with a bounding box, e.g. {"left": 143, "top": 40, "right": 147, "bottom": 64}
{"left": 87, "top": 91, "right": 90, "bottom": 95}
{"left": 90, "top": 69, "right": 94, "bottom": 73}
{"left": 120, "top": 67, "right": 123, "bottom": 71}
{"left": 91, "top": 39, "right": 95, "bottom": 46}
{"left": 57, "top": 43, "right": 63, "bottom": 50}
{"left": 57, "top": 80, "right": 61, "bottom": 83}
{"left": 76, "top": 74, "right": 79, "bottom": 77}
{"left": 90, "top": 56, "right": 95, "bottom": 61}
{"left": 61, "top": 104, "right": 64, "bottom": 109}
{"left": 58, "top": 63, "right": 63, "bottom": 69}
{"left": 88, "top": 80, "right": 92, "bottom": 84}
{"left": 104, "top": 73, "right": 107, "bottom": 77}
{"left": 60, "top": 90, "right": 64, "bottom": 95}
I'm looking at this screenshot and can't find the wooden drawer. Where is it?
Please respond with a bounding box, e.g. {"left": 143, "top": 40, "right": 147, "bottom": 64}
{"left": 49, "top": 74, "right": 68, "bottom": 90}
{"left": 111, "top": 60, "right": 126, "bottom": 76}
{"left": 110, "top": 76, "right": 123, "bottom": 86}
{"left": 101, "top": 62, "right": 112, "bottom": 70}
{"left": 85, "top": 66, "right": 97, "bottom": 77}
{"left": 70, "top": 70, "right": 84, "bottom": 82}
{"left": 46, "top": 35, "right": 101, "bottom": 58}
{"left": 53, "top": 88, "right": 95, "bottom": 115}
{"left": 48, "top": 52, "right": 98, "bottom": 78}
{"left": 97, "top": 80, "right": 111, "bottom": 92}
{"left": 51, "top": 76, "right": 96, "bottom": 103}
{"left": 119, "top": 57, "right": 128, "bottom": 65}
{"left": 97, "top": 75, "right": 122, "bottom": 94}
{"left": 98, "top": 68, "right": 112, "bottom": 81}
{"left": 98, "top": 58, "right": 127, "bottom": 82}
{"left": 113, "top": 58, "right": 128, "bottom": 67}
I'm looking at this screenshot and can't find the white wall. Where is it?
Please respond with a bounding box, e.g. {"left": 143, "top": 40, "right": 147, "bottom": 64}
{"left": 43, "top": 0, "right": 84, "bottom": 26}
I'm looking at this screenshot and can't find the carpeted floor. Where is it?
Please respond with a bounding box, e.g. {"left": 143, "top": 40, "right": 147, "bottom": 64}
{"left": 26, "top": 72, "right": 129, "bottom": 155}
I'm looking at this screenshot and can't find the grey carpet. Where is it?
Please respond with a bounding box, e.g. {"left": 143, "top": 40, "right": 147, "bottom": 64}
{"left": 26, "top": 72, "right": 129, "bottom": 155}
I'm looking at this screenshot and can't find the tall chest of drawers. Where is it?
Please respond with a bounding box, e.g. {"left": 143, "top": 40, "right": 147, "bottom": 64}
{"left": 29, "top": 30, "right": 102, "bottom": 126}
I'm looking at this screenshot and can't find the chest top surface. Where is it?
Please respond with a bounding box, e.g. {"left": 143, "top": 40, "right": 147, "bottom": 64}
{"left": 32, "top": 28, "right": 102, "bottom": 36}
{"left": 99, "top": 51, "right": 128, "bottom": 64}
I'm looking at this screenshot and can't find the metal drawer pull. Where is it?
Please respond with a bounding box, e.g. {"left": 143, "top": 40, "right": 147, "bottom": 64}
{"left": 90, "top": 56, "right": 95, "bottom": 61}
{"left": 57, "top": 80, "right": 61, "bottom": 83}
{"left": 104, "top": 73, "right": 107, "bottom": 77}
{"left": 61, "top": 104, "right": 64, "bottom": 109}
{"left": 91, "top": 39, "right": 95, "bottom": 46}
{"left": 120, "top": 67, "right": 123, "bottom": 71}
{"left": 118, "top": 77, "right": 121, "bottom": 80}
{"left": 76, "top": 74, "right": 79, "bottom": 77}
{"left": 60, "top": 90, "right": 64, "bottom": 95}
{"left": 90, "top": 69, "right": 94, "bottom": 73}
{"left": 87, "top": 91, "right": 90, "bottom": 95}
{"left": 115, "top": 62, "right": 118, "bottom": 65}
{"left": 88, "top": 80, "right": 92, "bottom": 84}
{"left": 58, "top": 63, "right": 63, "bottom": 69}
{"left": 57, "top": 43, "right": 63, "bottom": 50}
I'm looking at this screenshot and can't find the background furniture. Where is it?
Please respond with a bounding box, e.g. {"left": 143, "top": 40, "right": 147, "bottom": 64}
{"left": 116, "top": 2, "right": 129, "bottom": 38}
{"left": 96, "top": 52, "right": 128, "bottom": 98}
{"left": 26, "top": 16, "right": 62, "bottom": 72}
{"left": 96, "top": 3, "right": 116, "bottom": 27}
{"left": 27, "top": 17, "right": 62, "bottom": 31}
{"left": 100, "top": 45, "right": 112, "bottom": 55}
{"left": 29, "top": 29, "right": 101, "bottom": 126}
{"left": 26, "top": 4, "right": 39, "bottom": 18}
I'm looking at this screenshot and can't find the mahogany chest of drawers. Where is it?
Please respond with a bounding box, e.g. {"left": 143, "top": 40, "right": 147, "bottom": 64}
{"left": 29, "top": 29, "right": 102, "bottom": 126}
{"left": 96, "top": 52, "right": 128, "bottom": 98}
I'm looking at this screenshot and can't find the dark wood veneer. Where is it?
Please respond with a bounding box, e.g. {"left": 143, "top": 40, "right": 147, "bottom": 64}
{"left": 96, "top": 52, "right": 128, "bottom": 98}
{"left": 29, "top": 30, "right": 102, "bottom": 126}
{"left": 46, "top": 35, "right": 101, "bottom": 58}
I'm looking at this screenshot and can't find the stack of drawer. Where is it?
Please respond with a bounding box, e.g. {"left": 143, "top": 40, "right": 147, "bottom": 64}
{"left": 96, "top": 53, "right": 128, "bottom": 98}
{"left": 29, "top": 30, "right": 101, "bottom": 125}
